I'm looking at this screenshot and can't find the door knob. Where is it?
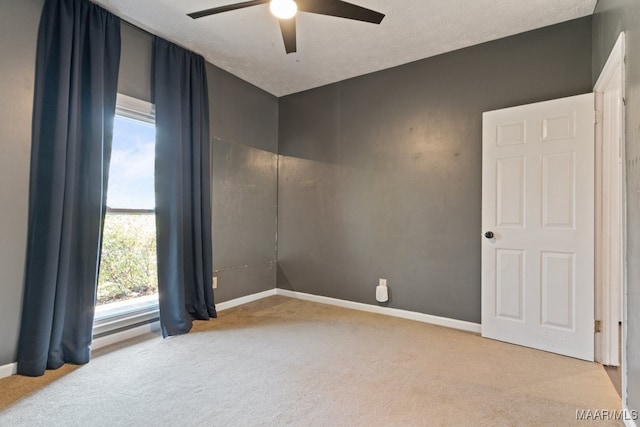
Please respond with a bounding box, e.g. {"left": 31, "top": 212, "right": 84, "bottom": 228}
{"left": 484, "top": 231, "right": 494, "bottom": 239}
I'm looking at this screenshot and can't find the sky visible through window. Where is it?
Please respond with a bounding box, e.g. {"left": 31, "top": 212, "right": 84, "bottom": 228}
{"left": 107, "top": 115, "right": 155, "bottom": 210}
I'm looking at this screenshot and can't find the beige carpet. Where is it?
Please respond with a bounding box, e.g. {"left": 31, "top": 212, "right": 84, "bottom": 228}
{"left": 0, "top": 296, "right": 621, "bottom": 426}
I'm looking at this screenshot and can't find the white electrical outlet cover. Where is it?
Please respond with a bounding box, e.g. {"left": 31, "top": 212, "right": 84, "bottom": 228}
{"left": 376, "top": 285, "right": 388, "bottom": 303}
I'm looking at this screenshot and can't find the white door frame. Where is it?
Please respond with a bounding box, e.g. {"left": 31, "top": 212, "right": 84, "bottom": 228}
{"left": 593, "top": 29, "right": 626, "bottom": 390}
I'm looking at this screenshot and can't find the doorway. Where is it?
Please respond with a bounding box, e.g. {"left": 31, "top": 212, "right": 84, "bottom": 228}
{"left": 481, "top": 29, "right": 627, "bottom": 412}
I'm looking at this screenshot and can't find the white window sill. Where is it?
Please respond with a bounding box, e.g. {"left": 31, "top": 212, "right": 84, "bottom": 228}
{"left": 93, "top": 294, "right": 159, "bottom": 338}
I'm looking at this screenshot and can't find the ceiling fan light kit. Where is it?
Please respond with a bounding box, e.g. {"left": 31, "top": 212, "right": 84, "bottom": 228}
{"left": 188, "top": 0, "right": 385, "bottom": 54}
{"left": 270, "top": 0, "right": 297, "bottom": 19}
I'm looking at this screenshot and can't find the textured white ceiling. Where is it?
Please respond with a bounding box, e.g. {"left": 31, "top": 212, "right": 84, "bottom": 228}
{"left": 92, "top": 0, "right": 596, "bottom": 97}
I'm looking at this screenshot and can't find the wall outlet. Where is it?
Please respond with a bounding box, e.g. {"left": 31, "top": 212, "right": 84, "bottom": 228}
{"left": 212, "top": 276, "right": 218, "bottom": 289}
{"left": 376, "top": 278, "right": 389, "bottom": 303}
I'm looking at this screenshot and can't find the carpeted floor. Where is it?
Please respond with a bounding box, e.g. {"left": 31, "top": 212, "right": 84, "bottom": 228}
{"left": 0, "top": 296, "right": 622, "bottom": 426}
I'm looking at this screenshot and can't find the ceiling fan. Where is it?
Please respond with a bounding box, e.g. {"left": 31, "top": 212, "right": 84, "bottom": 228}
{"left": 188, "top": 0, "right": 385, "bottom": 54}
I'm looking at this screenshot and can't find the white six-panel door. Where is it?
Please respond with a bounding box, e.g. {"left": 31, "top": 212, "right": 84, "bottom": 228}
{"left": 481, "top": 93, "right": 595, "bottom": 361}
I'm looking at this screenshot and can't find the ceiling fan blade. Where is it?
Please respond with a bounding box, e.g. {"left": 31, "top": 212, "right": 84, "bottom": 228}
{"left": 279, "top": 17, "right": 297, "bottom": 54}
{"left": 296, "top": 0, "right": 384, "bottom": 24}
{"left": 188, "top": 0, "right": 269, "bottom": 19}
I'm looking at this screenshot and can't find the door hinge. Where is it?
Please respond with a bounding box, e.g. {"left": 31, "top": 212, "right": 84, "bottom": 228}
{"left": 595, "top": 320, "right": 602, "bottom": 333}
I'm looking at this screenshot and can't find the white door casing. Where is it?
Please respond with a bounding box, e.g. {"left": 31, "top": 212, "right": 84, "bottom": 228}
{"left": 594, "top": 32, "right": 626, "bottom": 367}
{"left": 481, "top": 93, "right": 595, "bottom": 361}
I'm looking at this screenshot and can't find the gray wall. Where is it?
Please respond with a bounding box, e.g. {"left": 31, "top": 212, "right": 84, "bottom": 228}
{"left": 277, "top": 17, "right": 593, "bottom": 323}
{"left": 119, "top": 25, "right": 279, "bottom": 302}
{"left": 118, "top": 23, "right": 153, "bottom": 103}
{"left": 0, "top": 4, "right": 278, "bottom": 366}
{"left": 207, "top": 65, "right": 278, "bottom": 302}
{"left": 0, "top": 0, "right": 43, "bottom": 367}
{"left": 592, "top": 0, "right": 640, "bottom": 413}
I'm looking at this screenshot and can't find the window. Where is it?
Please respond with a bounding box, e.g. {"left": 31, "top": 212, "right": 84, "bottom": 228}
{"left": 94, "top": 94, "right": 158, "bottom": 337}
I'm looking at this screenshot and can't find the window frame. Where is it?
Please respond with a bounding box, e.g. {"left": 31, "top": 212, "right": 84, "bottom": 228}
{"left": 93, "top": 94, "right": 159, "bottom": 338}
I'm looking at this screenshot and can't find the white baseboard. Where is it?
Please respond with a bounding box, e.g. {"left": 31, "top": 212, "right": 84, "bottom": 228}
{"left": 275, "top": 289, "right": 481, "bottom": 333}
{"left": 0, "top": 362, "right": 18, "bottom": 379}
{"left": 216, "top": 289, "right": 277, "bottom": 312}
